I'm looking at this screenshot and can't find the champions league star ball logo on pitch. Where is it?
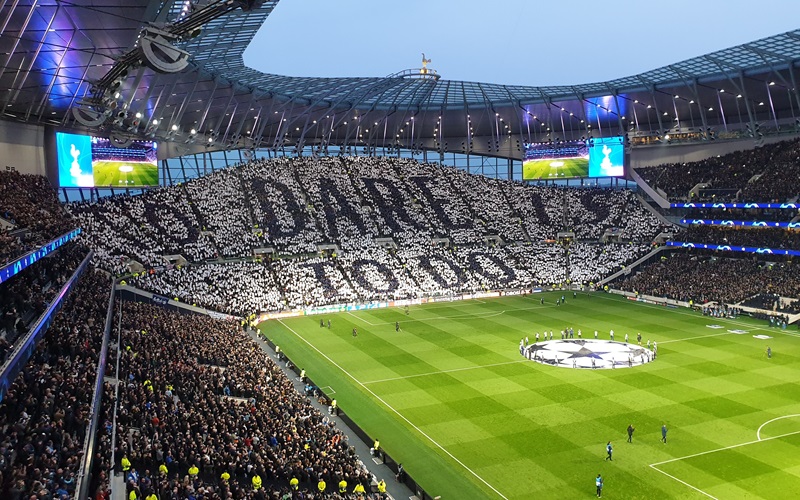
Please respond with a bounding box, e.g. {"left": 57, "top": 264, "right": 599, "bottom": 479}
{"left": 522, "top": 339, "right": 653, "bottom": 369}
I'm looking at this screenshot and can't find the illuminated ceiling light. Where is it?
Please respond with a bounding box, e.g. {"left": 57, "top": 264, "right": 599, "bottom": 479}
{"left": 663, "top": 112, "right": 668, "bottom": 116}
{"left": 580, "top": 119, "right": 584, "bottom": 123}
{"left": 759, "top": 101, "right": 765, "bottom": 105}
{"left": 190, "top": 128, "right": 196, "bottom": 134}
{"left": 647, "top": 105, "right": 652, "bottom": 109}
{"left": 312, "top": 120, "right": 317, "bottom": 124}
{"left": 719, "top": 89, "right": 724, "bottom": 93}
{"left": 114, "top": 92, "right": 121, "bottom": 99}
{"left": 569, "top": 112, "right": 573, "bottom": 116}
{"left": 207, "top": 137, "right": 213, "bottom": 142}
{"left": 295, "top": 127, "right": 300, "bottom": 131}
{"left": 689, "top": 100, "right": 695, "bottom": 104}
{"left": 708, "top": 107, "right": 713, "bottom": 111}
{"left": 634, "top": 100, "right": 639, "bottom": 103}
{"left": 674, "top": 95, "right": 679, "bottom": 99}
{"left": 152, "top": 119, "right": 158, "bottom": 126}
{"left": 664, "top": 134, "right": 670, "bottom": 140}
{"left": 621, "top": 116, "right": 626, "bottom": 120}
{"left": 770, "top": 81, "right": 776, "bottom": 86}
{"left": 737, "top": 94, "right": 742, "bottom": 98}
{"left": 171, "top": 124, "right": 178, "bottom": 131}
{"left": 135, "top": 112, "right": 142, "bottom": 119}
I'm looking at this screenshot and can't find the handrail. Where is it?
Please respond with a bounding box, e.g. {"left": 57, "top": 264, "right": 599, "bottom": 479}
{"left": 0, "top": 228, "right": 81, "bottom": 285}
{"left": 0, "top": 250, "right": 92, "bottom": 403}
{"left": 75, "top": 279, "right": 116, "bottom": 500}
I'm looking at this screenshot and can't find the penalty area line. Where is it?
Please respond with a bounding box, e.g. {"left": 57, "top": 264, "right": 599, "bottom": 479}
{"left": 649, "top": 464, "right": 718, "bottom": 500}
{"left": 649, "top": 428, "right": 800, "bottom": 499}
{"left": 276, "top": 319, "right": 509, "bottom": 500}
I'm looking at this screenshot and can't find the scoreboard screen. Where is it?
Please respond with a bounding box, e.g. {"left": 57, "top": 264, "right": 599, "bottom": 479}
{"left": 523, "top": 136, "right": 625, "bottom": 179}
{"left": 56, "top": 132, "right": 158, "bottom": 187}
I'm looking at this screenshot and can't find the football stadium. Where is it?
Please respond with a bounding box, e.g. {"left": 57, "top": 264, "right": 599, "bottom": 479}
{"left": 2, "top": 2, "right": 800, "bottom": 500}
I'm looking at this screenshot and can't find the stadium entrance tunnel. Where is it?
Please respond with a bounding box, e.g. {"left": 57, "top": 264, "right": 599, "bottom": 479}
{"left": 522, "top": 339, "right": 654, "bottom": 369}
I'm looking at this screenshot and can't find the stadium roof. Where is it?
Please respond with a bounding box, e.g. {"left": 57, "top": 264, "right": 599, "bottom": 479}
{"left": 3, "top": 0, "right": 800, "bottom": 159}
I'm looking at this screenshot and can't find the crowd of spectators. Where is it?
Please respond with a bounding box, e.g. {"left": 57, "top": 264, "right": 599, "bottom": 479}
{"left": 676, "top": 225, "right": 800, "bottom": 250}
{"left": 0, "top": 269, "right": 110, "bottom": 499}
{"left": 70, "top": 156, "right": 664, "bottom": 273}
{"left": 126, "top": 242, "right": 654, "bottom": 314}
{"left": 740, "top": 293, "right": 800, "bottom": 314}
{"left": 636, "top": 138, "right": 800, "bottom": 202}
{"left": 130, "top": 262, "right": 284, "bottom": 316}
{"left": 0, "top": 171, "right": 76, "bottom": 267}
{"left": 0, "top": 242, "right": 89, "bottom": 355}
{"left": 111, "top": 303, "right": 375, "bottom": 499}
{"left": 617, "top": 253, "right": 800, "bottom": 305}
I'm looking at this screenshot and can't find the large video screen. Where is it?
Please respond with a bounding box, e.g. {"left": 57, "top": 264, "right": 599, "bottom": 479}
{"left": 523, "top": 141, "right": 588, "bottom": 179}
{"left": 56, "top": 132, "right": 158, "bottom": 187}
{"left": 588, "top": 136, "right": 625, "bottom": 177}
{"left": 522, "top": 136, "right": 625, "bottom": 179}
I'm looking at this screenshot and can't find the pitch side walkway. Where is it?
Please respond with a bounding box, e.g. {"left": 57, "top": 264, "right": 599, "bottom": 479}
{"left": 249, "top": 329, "right": 416, "bottom": 500}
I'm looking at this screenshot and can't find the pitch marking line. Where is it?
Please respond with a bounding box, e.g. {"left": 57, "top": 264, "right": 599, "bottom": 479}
{"left": 757, "top": 414, "right": 800, "bottom": 441}
{"left": 648, "top": 465, "right": 718, "bottom": 500}
{"left": 650, "top": 428, "right": 800, "bottom": 499}
{"left": 362, "top": 359, "right": 527, "bottom": 384}
{"left": 277, "top": 319, "right": 509, "bottom": 500}
{"left": 658, "top": 331, "right": 736, "bottom": 344}
{"left": 347, "top": 309, "right": 507, "bottom": 326}
{"left": 594, "top": 293, "right": 800, "bottom": 340}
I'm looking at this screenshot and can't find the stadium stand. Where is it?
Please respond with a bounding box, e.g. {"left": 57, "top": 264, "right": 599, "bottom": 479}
{"left": 635, "top": 138, "right": 800, "bottom": 202}
{"left": 0, "top": 270, "right": 109, "bottom": 499}
{"left": 110, "top": 303, "right": 375, "bottom": 499}
{"left": 0, "top": 171, "right": 76, "bottom": 267}
{"left": 616, "top": 253, "right": 800, "bottom": 305}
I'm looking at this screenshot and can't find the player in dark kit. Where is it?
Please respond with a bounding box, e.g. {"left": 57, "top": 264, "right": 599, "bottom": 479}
{"left": 352, "top": 328, "right": 357, "bottom": 337}
{"left": 605, "top": 442, "right": 612, "bottom": 460}
{"left": 627, "top": 424, "right": 635, "bottom": 443}
{"left": 395, "top": 321, "right": 400, "bottom": 332}
{"left": 661, "top": 424, "right": 668, "bottom": 443}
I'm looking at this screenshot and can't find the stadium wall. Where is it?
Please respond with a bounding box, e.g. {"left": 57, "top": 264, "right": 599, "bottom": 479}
{"left": 0, "top": 120, "right": 46, "bottom": 177}
{"left": 629, "top": 134, "right": 796, "bottom": 168}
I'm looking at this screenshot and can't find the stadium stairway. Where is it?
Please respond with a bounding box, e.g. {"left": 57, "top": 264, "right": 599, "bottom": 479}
{"left": 633, "top": 192, "right": 682, "bottom": 228}
{"left": 630, "top": 167, "right": 671, "bottom": 209}
{"left": 248, "top": 329, "right": 415, "bottom": 499}
{"left": 597, "top": 245, "right": 670, "bottom": 287}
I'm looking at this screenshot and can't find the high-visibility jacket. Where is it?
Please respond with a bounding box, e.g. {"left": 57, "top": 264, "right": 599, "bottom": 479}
{"left": 252, "top": 475, "right": 262, "bottom": 490}
{"left": 378, "top": 480, "right": 386, "bottom": 493}
{"left": 353, "top": 483, "right": 366, "bottom": 493}
{"left": 220, "top": 472, "right": 230, "bottom": 481}
{"left": 188, "top": 465, "right": 199, "bottom": 476}
{"left": 339, "top": 479, "right": 347, "bottom": 492}
{"left": 318, "top": 480, "right": 326, "bottom": 492}
{"left": 159, "top": 464, "right": 168, "bottom": 476}
{"left": 289, "top": 477, "right": 299, "bottom": 490}
{"left": 121, "top": 457, "right": 131, "bottom": 472}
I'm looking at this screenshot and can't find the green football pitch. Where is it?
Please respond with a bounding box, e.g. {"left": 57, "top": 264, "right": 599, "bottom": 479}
{"left": 259, "top": 292, "right": 800, "bottom": 499}
{"left": 523, "top": 157, "right": 589, "bottom": 179}
{"left": 92, "top": 160, "right": 158, "bottom": 187}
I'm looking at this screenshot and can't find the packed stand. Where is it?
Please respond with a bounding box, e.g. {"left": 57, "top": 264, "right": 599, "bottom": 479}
{"left": 616, "top": 253, "right": 800, "bottom": 304}
{"left": 635, "top": 138, "right": 800, "bottom": 202}
{"left": 130, "top": 262, "right": 284, "bottom": 316}
{"left": 677, "top": 225, "right": 800, "bottom": 250}
{"left": 0, "top": 241, "right": 89, "bottom": 354}
{"left": 0, "top": 171, "right": 76, "bottom": 266}
{"left": 74, "top": 156, "right": 664, "bottom": 270}
{"left": 740, "top": 293, "right": 800, "bottom": 314}
{"left": 0, "top": 270, "right": 110, "bottom": 500}
{"left": 113, "top": 303, "right": 374, "bottom": 499}
{"left": 67, "top": 187, "right": 217, "bottom": 272}
{"left": 336, "top": 247, "right": 418, "bottom": 301}
{"left": 183, "top": 168, "right": 262, "bottom": 257}
{"left": 683, "top": 207, "right": 800, "bottom": 223}
{"left": 272, "top": 257, "right": 359, "bottom": 309}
